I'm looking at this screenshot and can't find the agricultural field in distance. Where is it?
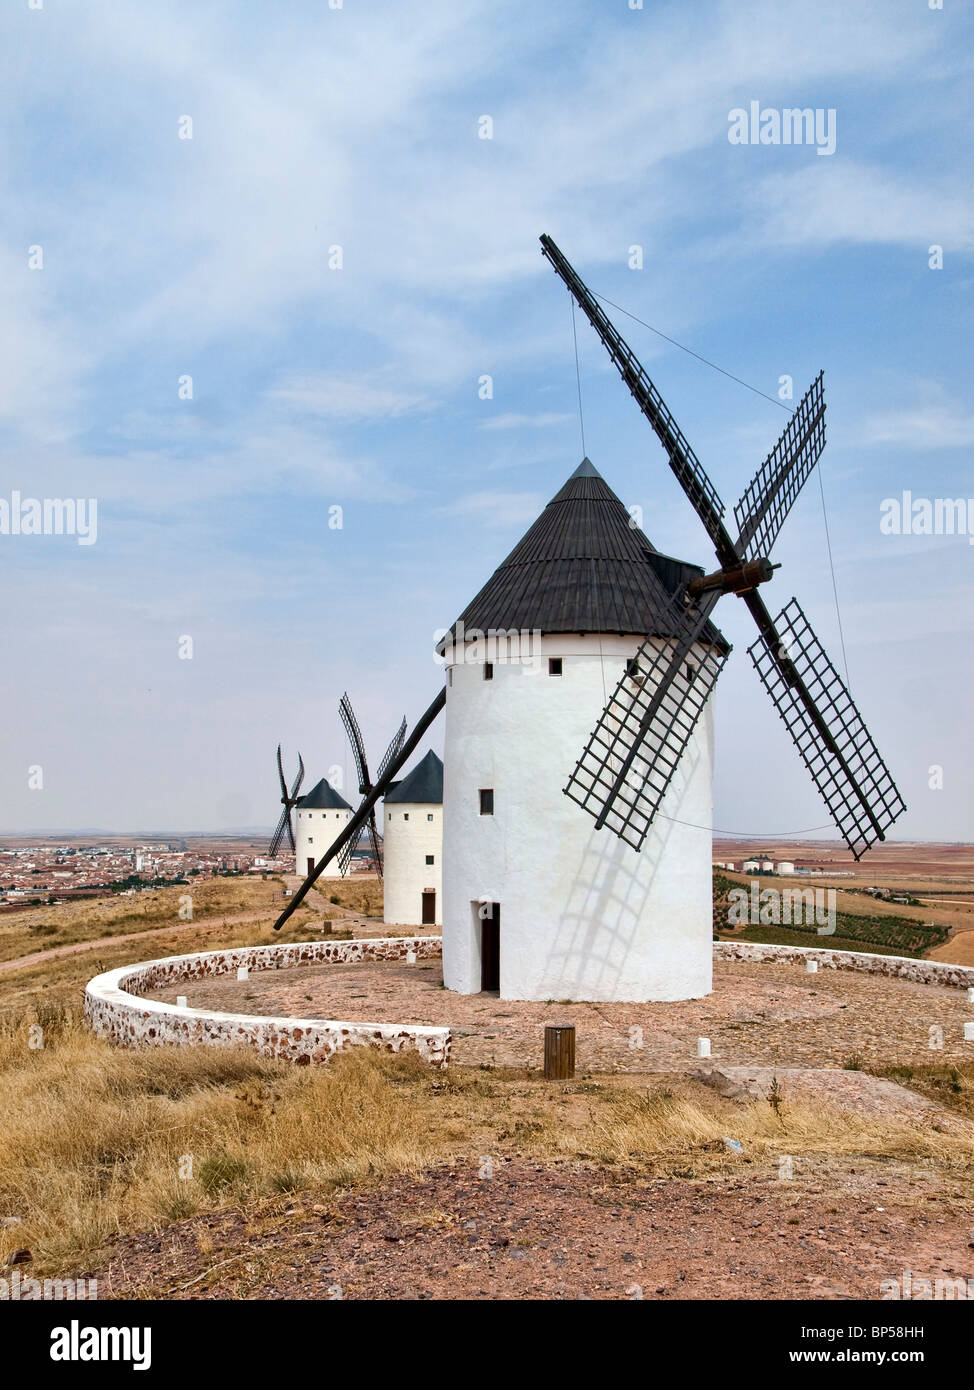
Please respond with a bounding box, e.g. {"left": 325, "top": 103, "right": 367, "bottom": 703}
{"left": 712, "top": 840, "right": 974, "bottom": 962}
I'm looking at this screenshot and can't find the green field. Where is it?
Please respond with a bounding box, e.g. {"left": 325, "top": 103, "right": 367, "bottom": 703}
{"left": 712, "top": 872, "right": 948, "bottom": 958}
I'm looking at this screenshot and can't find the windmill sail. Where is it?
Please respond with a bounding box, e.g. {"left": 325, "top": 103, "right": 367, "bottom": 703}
{"left": 540, "top": 232, "right": 906, "bottom": 859}
{"left": 564, "top": 590, "right": 730, "bottom": 852}
{"left": 748, "top": 599, "right": 906, "bottom": 859}
{"left": 268, "top": 746, "right": 304, "bottom": 856}
{"left": 733, "top": 372, "right": 826, "bottom": 561}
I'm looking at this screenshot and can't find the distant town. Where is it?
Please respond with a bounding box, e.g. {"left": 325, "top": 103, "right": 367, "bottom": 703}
{"left": 0, "top": 838, "right": 297, "bottom": 909}
{"left": 0, "top": 828, "right": 384, "bottom": 910}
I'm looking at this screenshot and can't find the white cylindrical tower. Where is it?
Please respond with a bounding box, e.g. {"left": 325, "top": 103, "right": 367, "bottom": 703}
{"left": 382, "top": 750, "right": 443, "bottom": 927}
{"left": 438, "top": 458, "right": 725, "bottom": 1003}
{"left": 294, "top": 778, "right": 353, "bottom": 878}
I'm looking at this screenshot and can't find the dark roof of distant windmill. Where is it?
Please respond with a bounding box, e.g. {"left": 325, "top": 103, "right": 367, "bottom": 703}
{"left": 439, "top": 458, "right": 728, "bottom": 648}
{"left": 384, "top": 750, "right": 443, "bottom": 804}
{"left": 296, "top": 778, "right": 353, "bottom": 811}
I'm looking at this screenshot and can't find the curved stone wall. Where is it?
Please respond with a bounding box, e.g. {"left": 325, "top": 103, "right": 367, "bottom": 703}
{"left": 715, "top": 939, "right": 974, "bottom": 989}
{"left": 85, "top": 936, "right": 973, "bottom": 1075}
{"left": 84, "top": 936, "right": 450, "bottom": 1067}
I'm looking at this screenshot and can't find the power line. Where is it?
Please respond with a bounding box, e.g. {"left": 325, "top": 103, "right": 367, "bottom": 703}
{"left": 590, "top": 288, "right": 794, "bottom": 414}
{"left": 816, "top": 461, "right": 851, "bottom": 689}
{"left": 569, "top": 293, "right": 586, "bottom": 455}
{"left": 657, "top": 810, "right": 835, "bottom": 836}
{"left": 583, "top": 284, "right": 853, "bottom": 691}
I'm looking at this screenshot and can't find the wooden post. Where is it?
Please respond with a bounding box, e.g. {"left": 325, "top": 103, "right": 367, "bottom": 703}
{"left": 544, "top": 1024, "right": 575, "bottom": 1080}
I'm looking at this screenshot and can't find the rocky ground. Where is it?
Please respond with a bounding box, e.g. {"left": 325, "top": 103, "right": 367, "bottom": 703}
{"left": 155, "top": 956, "right": 974, "bottom": 1072}
{"left": 90, "top": 1159, "right": 974, "bottom": 1301}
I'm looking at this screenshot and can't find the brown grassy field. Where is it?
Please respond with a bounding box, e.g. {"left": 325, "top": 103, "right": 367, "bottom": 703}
{"left": 3, "top": 858, "right": 974, "bottom": 1296}
{"left": 0, "top": 875, "right": 382, "bottom": 1019}
{"left": 2, "top": 1008, "right": 972, "bottom": 1280}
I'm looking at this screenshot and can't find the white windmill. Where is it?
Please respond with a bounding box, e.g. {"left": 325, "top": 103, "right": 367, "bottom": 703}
{"left": 275, "top": 236, "right": 905, "bottom": 1004}
{"left": 382, "top": 750, "right": 444, "bottom": 927}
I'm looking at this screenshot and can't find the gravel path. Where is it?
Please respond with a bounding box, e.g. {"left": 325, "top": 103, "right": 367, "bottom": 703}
{"left": 154, "top": 955, "right": 974, "bottom": 1072}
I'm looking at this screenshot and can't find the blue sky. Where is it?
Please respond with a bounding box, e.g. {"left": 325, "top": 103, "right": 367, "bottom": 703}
{"left": 0, "top": 0, "right": 971, "bottom": 839}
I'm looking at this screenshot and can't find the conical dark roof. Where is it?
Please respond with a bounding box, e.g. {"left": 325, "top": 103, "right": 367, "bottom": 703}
{"left": 385, "top": 750, "right": 443, "bottom": 804}
{"left": 441, "top": 458, "right": 726, "bottom": 645}
{"left": 297, "top": 778, "right": 352, "bottom": 811}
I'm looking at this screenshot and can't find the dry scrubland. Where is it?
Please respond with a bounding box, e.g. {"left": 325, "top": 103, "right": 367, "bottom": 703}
{"left": 1, "top": 869, "right": 973, "bottom": 1289}
{"left": 2, "top": 1008, "right": 974, "bottom": 1280}
{"left": 0, "top": 876, "right": 383, "bottom": 1017}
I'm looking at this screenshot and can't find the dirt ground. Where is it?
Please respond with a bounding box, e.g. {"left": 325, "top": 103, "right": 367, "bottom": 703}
{"left": 155, "top": 955, "right": 974, "bottom": 1072}
{"left": 90, "top": 1159, "right": 974, "bottom": 1301}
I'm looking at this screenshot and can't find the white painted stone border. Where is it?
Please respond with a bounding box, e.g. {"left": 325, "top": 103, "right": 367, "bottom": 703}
{"left": 84, "top": 936, "right": 450, "bottom": 1068}
{"left": 715, "top": 939, "right": 974, "bottom": 990}
{"left": 85, "top": 936, "right": 974, "bottom": 1075}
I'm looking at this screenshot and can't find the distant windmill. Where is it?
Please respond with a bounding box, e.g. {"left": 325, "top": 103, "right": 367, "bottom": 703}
{"left": 338, "top": 693, "right": 407, "bottom": 878}
{"left": 267, "top": 745, "right": 305, "bottom": 858}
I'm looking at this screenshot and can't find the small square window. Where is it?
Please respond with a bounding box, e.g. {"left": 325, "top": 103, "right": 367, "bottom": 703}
{"left": 484, "top": 662, "right": 493, "bottom": 681}
{"left": 627, "top": 657, "right": 641, "bottom": 679}
{"left": 686, "top": 662, "right": 697, "bottom": 684}
{"left": 425, "top": 854, "right": 434, "bottom": 865}
{"left": 427, "top": 813, "right": 433, "bottom": 821}
{"left": 548, "top": 657, "right": 563, "bottom": 676}
{"left": 404, "top": 813, "right": 409, "bottom": 821}
{"left": 479, "top": 788, "right": 494, "bottom": 815}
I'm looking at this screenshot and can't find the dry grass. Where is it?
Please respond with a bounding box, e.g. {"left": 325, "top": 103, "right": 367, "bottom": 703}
{"left": 2, "top": 1007, "right": 972, "bottom": 1277}
{"left": 0, "top": 910, "right": 334, "bottom": 1020}
{"left": 315, "top": 878, "right": 383, "bottom": 917}
{"left": 0, "top": 877, "right": 289, "bottom": 964}
{"left": 0, "top": 875, "right": 385, "bottom": 974}
{"left": 0, "top": 1009, "right": 448, "bottom": 1273}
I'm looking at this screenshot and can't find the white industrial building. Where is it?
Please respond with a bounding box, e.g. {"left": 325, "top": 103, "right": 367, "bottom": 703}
{"left": 438, "top": 458, "right": 727, "bottom": 1003}
{"left": 382, "top": 750, "right": 443, "bottom": 927}
{"left": 294, "top": 778, "right": 353, "bottom": 878}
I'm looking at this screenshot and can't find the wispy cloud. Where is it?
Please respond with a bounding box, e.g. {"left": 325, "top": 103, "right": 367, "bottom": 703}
{"left": 753, "top": 161, "right": 974, "bottom": 252}
{"left": 441, "top": 490, "right": 545, "bottom": 527}
{"left": 266, "top": 373, "right": 431, "bottom": 423}
{"left": 477, "top": 412, "right": 572, "bottom": 432}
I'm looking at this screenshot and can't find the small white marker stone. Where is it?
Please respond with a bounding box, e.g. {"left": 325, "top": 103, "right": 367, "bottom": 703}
{"left": 237, "top": 966, "right": 249, "bottom": 981}
{"left": 806, "top": 959, "right": 818, "bottom": 974}
{"left": 405, "top": 950, "right": 417, "bottom": 965}
{"left": 964, "top": 1022, "right": 974, "bottom": 1042}
{"left": 697, "top": 1036, "right": 711, "bottom": 1059}
{"left": 968, "top": 987, "right": 974, "bottom": 1004}
{"left": 176, "top": 995, "right": 187, "bottom": 1009}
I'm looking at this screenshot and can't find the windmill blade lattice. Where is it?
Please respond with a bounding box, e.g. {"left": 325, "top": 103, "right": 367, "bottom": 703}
{"left": 377, "top": 717, "right": 407, "bottom": 783}
{"left": 338, "top": 694, "right": 406, "bottom": 878}
{"left": 268, "top": 746, "right": 304, "bottom": 857}
{"left": 748, "top": 599, "right": 906, "bottom": 859}
{"left": 733, "top": 372, "right": 826, "bottom": 561}
{"left": 564, "top": 591, "right": 730, "bottom": 852}
{"left": 540, "top": 233, "right": 906, "bottom": 858}
{"left": 339, "top": 693, "right": 371, "bottom": 795}
{"left": 539, "top": 234, "right": 729, "bottom": 554}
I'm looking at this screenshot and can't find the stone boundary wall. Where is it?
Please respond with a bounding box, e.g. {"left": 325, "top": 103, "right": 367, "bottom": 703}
{"left": 84, "top": 936, "right": 450, "bottom": 1067}
{"left": 716, "top": 940, "right": 974, "bottom": 990}
{"left": 85, "top": 936, "right": 972, "bottom": 1074}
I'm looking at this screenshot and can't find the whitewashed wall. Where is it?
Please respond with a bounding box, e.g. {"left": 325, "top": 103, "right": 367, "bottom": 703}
{"left": 383, "top": 803, "right": 443, "bottom": 925}
{"left": 441, "top": 634, "right": 715, "bottom": 1002}
{"left": 295, "top": 806, "right": 352, "bottom": 877}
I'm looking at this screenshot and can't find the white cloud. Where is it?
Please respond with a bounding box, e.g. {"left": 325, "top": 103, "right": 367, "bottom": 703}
{"left": 477, "top": 412, "right": 572, "bottom": 431}
{"left": 441, "top": 490, "right": 545, "bottom": 527}
{"left": 266, "top": 373, "right": 431, "bottom": 422}
{"left": 753, "top": 161, "right": 974, "bottom": 252}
